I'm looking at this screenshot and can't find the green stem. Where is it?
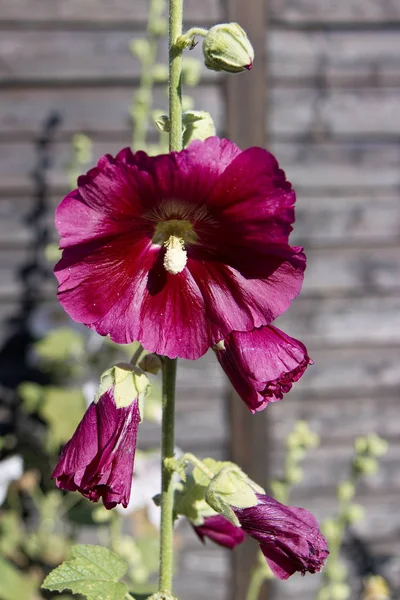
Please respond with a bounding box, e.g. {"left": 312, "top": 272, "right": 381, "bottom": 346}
{"left": 158, "top": 0, "right": 182, "bottom": 592}
{"left": 131, "top": 0, "right": 166, "bottom": 150}
{"left": 129, "top": 343, "right": 144, "bottom": 366}
{"left": 176, "top": 27, "right": 208, "bottom": 47}
{"left": 159, "top": 357, "right": 178, "bottom": 592}
{"left": 246, "top": 566, "right": 267, "bottom": 600}
{"left": 168, "top": 0, "right": 183, "bottom": 152}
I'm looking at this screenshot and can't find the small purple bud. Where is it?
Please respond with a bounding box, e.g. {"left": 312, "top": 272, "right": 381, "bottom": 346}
{"left": 192, "top": 514, "right": 245, "bottom": 549}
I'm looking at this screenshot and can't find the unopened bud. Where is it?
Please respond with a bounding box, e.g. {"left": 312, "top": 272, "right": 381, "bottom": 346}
{"left": 202, "top": 23, "right": 254, "bottom": 74}
{"left": 182, "top": 111, "right": 216, "bottom": 146}
{"left": 139, "top": 353, "right": 162, "bottom": 375}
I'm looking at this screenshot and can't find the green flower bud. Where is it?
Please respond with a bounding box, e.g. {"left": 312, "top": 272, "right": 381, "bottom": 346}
{"left": 330, "top": 583, "right": 351, "bottom": 600}
{"left": 366, "top": 433, "right": 389, "bottom": 458}
{"left": 182, "top": 111, "right": 216, "bottom": 146}
{"left": 202, "top": 23, "right": 254, "bottom": 74}
{"left": 337, "top": 481, "right": 355, "bottom": 502}
{"left": 344, "top": 503, "right": 365, "bottom": 524}
{"left": 139, "top": 353, "right": 162, "bottom": 375}
{"left": 353, "top": 456, "right": 378, "bottom": 476}
{"left": 152, "top": 63, "right": 169, "bottom": 82}
{"left": 322, "top": 518, "right": 341, "bottom": 542}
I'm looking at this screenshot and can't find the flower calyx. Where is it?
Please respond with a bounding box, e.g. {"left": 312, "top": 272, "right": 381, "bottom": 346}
{"left": 95, "top": 363, "right": 150, "bottom": 412}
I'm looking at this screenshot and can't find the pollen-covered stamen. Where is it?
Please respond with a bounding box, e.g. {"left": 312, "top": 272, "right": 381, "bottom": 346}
{"left": 163, "top": 235, "right": 187, "bottom": 275}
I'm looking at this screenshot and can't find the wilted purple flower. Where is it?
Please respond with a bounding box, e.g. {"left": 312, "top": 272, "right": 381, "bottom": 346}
{"left": 52, "top": 366, "right": 148, "bottom": 509}
{"left": 214, "top": 325, "right": 312, "bottom": 412}
{"left": 192, "top": 514, "right": 245, "bottom": 549}
{"left": 233, "top": 494, "right": 328, "bottom": 579}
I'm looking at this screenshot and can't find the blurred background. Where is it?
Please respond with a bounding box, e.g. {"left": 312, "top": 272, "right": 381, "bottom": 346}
{"left": 0, "top": 1, "right": 399, "bottom": 599}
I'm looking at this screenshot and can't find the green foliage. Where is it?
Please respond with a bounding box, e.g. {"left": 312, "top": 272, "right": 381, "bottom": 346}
{"left": 39, "top": 386, "right": 86, "bottom": 452}
{"left": 18, "top": 381, "right": 43, "bottom": 413}
{"left": 35, "top": 328, "right": 85, "bottom": 365}
{"left": 0, "top": 556, "right": 40, "bottom": 600}
{"left": 42, "top": 545, "right": 129, "bottom": 600}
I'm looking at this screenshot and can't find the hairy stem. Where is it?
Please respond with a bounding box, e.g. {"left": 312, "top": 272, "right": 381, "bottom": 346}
{"left": 168, "top": 0, "right": 183, "bottom": 152}
{"left": 159, "top": 357, "right": 178, "bottom": 592}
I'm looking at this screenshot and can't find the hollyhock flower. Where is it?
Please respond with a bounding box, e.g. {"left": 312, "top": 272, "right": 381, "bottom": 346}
{"left": 52, "top": 365, "right": 150, "bottom": 509}
{"left": 55, "top": 137, "right": 305, "bottom": 359}
{"left": 192, "top": 514, "right": 245, "bottom": 549}
{"left": 214, "top": 325, "right": 312, "bottom": 412}
{"left": 233, "top": 494, "right": 329, "bottom": 580}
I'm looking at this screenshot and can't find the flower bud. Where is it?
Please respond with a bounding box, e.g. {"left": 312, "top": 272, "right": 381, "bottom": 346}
{"left": 202, "top": 23, "right": 254, "bottom": 74}
{"left": 139, "top": 353, "right": 162, "bottom": 375}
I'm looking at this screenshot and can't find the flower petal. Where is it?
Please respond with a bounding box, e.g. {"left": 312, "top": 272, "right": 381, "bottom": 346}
{"left": 215, "top": 325, "right": 312, "bottom": 412}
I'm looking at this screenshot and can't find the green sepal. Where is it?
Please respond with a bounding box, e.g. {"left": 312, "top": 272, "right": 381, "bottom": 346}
{"left": 182, "top": 111, "right": 216, "bottom": 147}
{"left": 94, "top": 363, "right": 151, "bottom": 414}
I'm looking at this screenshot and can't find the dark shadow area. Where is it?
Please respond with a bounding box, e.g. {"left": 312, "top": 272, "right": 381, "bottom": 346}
{"left": 0, "top": 112, "right": 61, "bottom": 460}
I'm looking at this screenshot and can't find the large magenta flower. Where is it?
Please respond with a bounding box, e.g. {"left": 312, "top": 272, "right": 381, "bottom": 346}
{"left": 234, "top": 494, "right": 329, "bottom": 580}
{"left": 214, "top": 325, "right": 312, "bottom": 412}
{"left": 52, "top": 379, "right": 141, "bottom": 509}
{"left": 192, "top": 514, "right": 245, "bottom": 549}
{"left": 55, "top": 137, "right": 305, "bottom": 359}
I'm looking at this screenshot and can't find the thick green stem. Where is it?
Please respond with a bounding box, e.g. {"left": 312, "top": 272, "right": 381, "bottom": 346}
{"left": 168, "top": 0, "right": 183, "bottom": 152}
{"left": 246, "top": 566, "right": 267, "bottom": 600}
{"left": 159, "top": 357, "right": 178, "bottom": 592}
{"left": 158, "top": 1, "right": 182, "bottom": 592}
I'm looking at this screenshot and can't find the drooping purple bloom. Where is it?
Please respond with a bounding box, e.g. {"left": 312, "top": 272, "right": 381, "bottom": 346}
{"left": 192, "top": 514, "right": 245, "bottom": 549}
{"left": 52, "top": 389, "right": 140, "bottom": 509}
{"left": 215, "top": 325, "right": 312, "bottom": 412}
{"left": 233, "top": 494, "right": 329, "bottom": 579}
{"left": 54, "top": 137, "right": 305, "bottom": 359}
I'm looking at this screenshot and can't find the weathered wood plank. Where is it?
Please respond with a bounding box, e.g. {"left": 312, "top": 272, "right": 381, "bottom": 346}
{"left": 0, "top": 30, "right": 217, "bottom": 85}
{"left": 0, "top": 0, "right": 222, "bottom": 24}
{"left": 271, "top": 441, "right": 400, "bottom": 492}
{"left": 2, "top": 86, "right": 399, "bottom": 143}
{"left": 285, "top": 346, "right": 400, "bottom": 399}
{"left": 0, "top": 85, "right": 224, "bottom": 138}
{"left": 303, "top": 247, "right": 400, "bottom": 296}
{"left": 270, "top": 0, "right": 400, "bottom": 25}
{"left": 269, "top": 30, "right": 400, "bottom": 86}
{"left": 1, "top": 192, "right": 399, "bottom": 249}
{"left": 1, "top": 140, "right": 400, "bottom": 194}
{"left": 269, "top": 394, "right": 400, "bottom": 445}
{"left": 277, "top": 295, "right": 400, "bottom": 347}
{"left": 269, "top": 87, "right": 400, "bottom": 140}
{"left": 271, "top": 141, "right": 400, "bottom": 191}
{"left": 292, "top": 193, "right": 400, "bottom": 249}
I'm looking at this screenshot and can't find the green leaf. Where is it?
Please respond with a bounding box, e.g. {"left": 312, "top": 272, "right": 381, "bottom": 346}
{"left": 0, "top": 556, "right": 39, "bottom": 600}
{"left": 42, "top": 544, "right": 128, "bottom": 600}
{"left": 18, "top": 382, "right": 43, "bottom": 413}
{"left": 35, "top": 328, "right": 85, "bottom": 364}
{"left": 39, "top": 386, "right": 86, "bottom": 452}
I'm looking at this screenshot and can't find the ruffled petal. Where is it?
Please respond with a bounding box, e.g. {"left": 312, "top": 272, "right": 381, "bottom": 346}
{"left": 215, "top": 325, "right": 312, "bottom": 412}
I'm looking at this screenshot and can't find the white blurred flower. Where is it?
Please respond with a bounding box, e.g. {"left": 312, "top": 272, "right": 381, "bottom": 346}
{"left": 0, "top": 455, "right": 23, "bottom": 505}
{"left": 82, "top": 380, "right": 98, "bottom": 408}
{"left": 118, "top": 449, "right": 183, "bottom": 528}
